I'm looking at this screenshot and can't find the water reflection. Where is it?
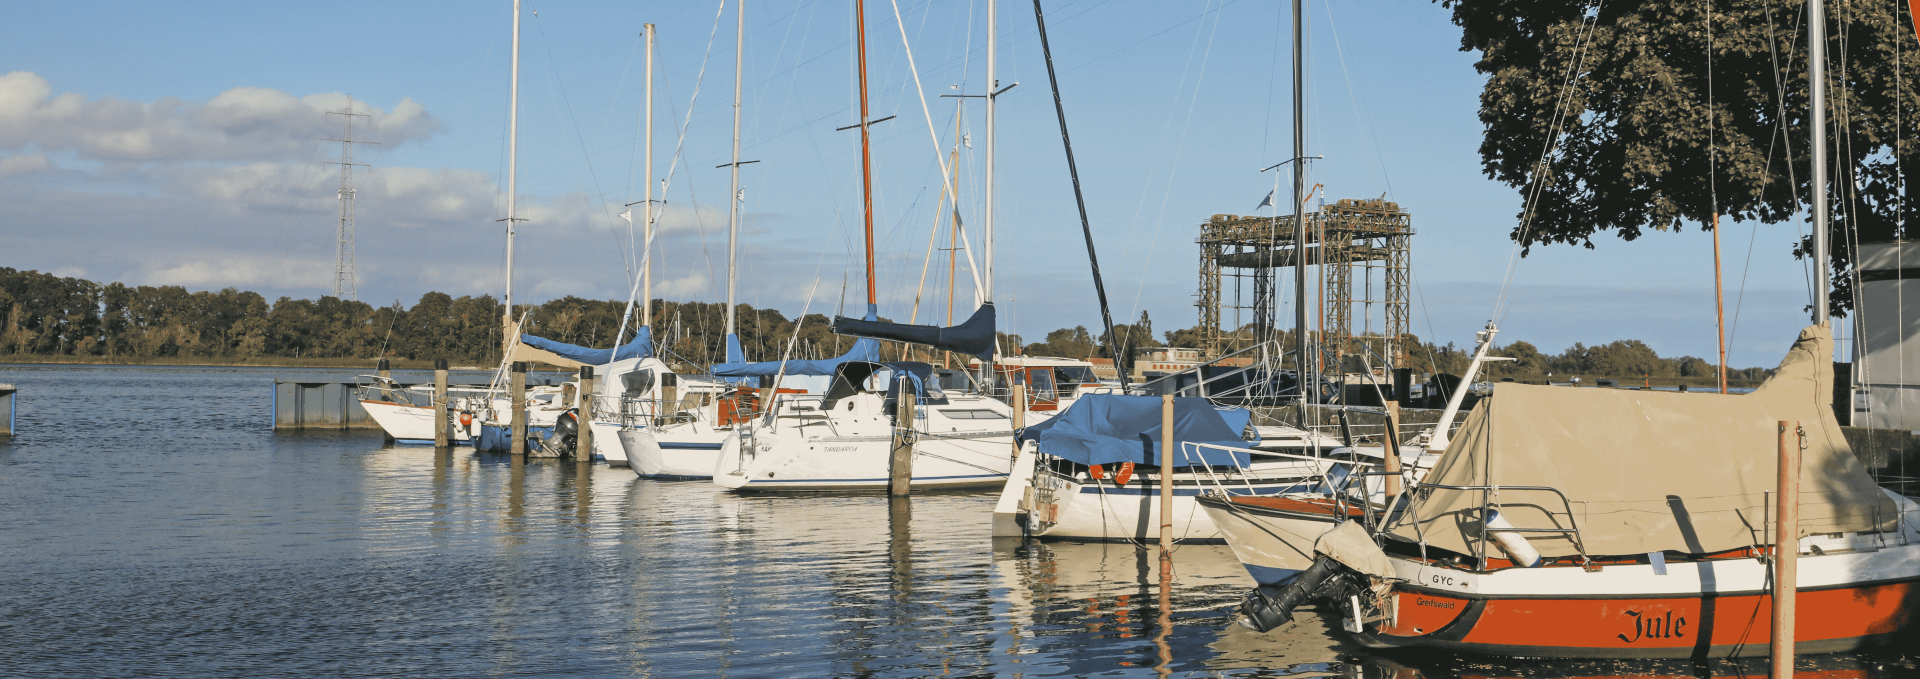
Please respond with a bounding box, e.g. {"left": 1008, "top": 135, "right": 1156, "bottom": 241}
{"left": 5, "top": 364, "right": 1920, "bottom": 676}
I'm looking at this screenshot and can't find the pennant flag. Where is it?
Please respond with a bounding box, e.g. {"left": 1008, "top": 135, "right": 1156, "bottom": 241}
{"left": 619, "top": 209, "right": 632, "bottom": 224}
{"left": 1255, "top": 190, "right": 1274, "bottom": 210}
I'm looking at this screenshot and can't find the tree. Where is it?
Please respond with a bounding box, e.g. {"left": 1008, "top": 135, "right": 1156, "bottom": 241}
{"left": 1441, "top": 0, "right": 1920, "bottom": 315}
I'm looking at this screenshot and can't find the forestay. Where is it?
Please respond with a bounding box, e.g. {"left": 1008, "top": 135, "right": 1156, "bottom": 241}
{"left": 1391, "top": 325, "right": 1896, "bottom": 559}
{"left": 1017, "top": 394, "right": 1255, "bottom": 467}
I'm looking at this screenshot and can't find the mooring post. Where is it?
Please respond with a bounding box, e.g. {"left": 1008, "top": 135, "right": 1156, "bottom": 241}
{"left": 890, "top": 379, "right": 917, "bottom": 496}
{"left": 658, "top": 372, "right": 678, "bottom": 427}
{"left": 433, "top": 359, "right": 450, "bottom": 447}
{"left": 1772, "top": 420, "right": 1800, "bottom": 676}
{"left": 510, "top": 361, "right": 528, "bottom": 456}
{"left": 577, "top": 366, "right": 596, "bottom": 462}
{"left": 1159, "top": 393, "right": 1175, "bottom": 552}
{"left": 377, "top": 358, "right": 393, "bottom": 401}
{"left": 757, "top": 374, "right": 776, "bottom": 418}
{"left": 1011, "top": 382, "right": 1027, "bottom": 432}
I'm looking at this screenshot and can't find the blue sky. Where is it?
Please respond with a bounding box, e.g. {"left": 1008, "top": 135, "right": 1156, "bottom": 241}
{"left": 0, "top": 0, "right": 1823, "bottom": 367}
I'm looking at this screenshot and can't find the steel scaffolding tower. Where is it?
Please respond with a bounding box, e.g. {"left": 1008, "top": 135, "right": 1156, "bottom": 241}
{"left": 324, "top": 98, "right": 377, "bottom": 301}
{"left": 1195, "top": 198, "right": 1411, "bottom": 368}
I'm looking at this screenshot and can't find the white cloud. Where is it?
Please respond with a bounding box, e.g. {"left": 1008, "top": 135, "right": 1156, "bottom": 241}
{"left": 0, "top": 71, "right": 442, "bottom": 162}
{"left": 0, "top": 153, "right": 51, "bottom": 178}
{"left": 139, "top": 256, "right": 333, "bottom": 290}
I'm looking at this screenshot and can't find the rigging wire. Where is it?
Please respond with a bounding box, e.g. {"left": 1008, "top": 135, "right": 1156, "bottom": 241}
{"left": 1492, "top": 0, "right": 1609, "bottom": 326}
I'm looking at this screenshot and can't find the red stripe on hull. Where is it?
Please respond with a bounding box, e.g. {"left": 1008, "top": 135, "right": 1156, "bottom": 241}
{"left": 1363, "top": 582, "right": 1920, "bottom": 659}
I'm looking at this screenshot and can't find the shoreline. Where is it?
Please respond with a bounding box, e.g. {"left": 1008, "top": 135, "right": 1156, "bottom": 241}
{"left": 0, "top": 355, "right": 521, "bottom": 371}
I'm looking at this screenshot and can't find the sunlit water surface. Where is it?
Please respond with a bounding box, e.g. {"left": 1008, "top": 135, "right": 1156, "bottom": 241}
{"left": 2, "top": 364, "right": 1916, "bottom": 677}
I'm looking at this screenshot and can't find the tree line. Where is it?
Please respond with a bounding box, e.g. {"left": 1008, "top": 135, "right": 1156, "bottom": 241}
{"left": 0, "top": 267, "right": 1772, "bottom": 380}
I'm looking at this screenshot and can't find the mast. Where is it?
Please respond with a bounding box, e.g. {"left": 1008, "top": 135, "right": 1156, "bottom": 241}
{"left": 1291, "top": 0, "right": 1311, "bottom": 412}
{"left": 644, "top": 23, "right": 656, "bottom": 338}
{"left": 501, "top": 0, "right": 523, "bottom": 354}
{"left": 857, "top": 0, "right": 878, "bottom": 309}
{"left": 726, "top": 0, "right": 745, "bottom": 340}
{"left": 1809, "top": 0, "right": 1830, "bottom": 325}
{"left": 984, "top": 0, "right": 996, "bottom": 306}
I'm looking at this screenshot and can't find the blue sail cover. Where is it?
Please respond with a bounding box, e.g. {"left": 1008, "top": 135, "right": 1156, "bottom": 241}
{"left": 1016, "top": 394, "right": 1255, "bottom": 467}
{"left": 832, "top": 302, "right": 996, "bottom": 362}
{"left": 521, "top": 327, "right": 653, "bottom": 365}
{"left": 711, "top": 305, "right": 882, "bottom": 378}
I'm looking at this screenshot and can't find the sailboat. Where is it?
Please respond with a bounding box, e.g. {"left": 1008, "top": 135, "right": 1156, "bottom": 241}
{"left": 1218, "top": 0, "right": 1920, "bottom": 659}
{"left": 708, "top": 0, "right": 1030, "bottom": 492}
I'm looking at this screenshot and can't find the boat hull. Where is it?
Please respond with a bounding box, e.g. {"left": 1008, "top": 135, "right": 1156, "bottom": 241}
{"left": 1360, "top": 579, "right": 1920, "bottom": 659}
{"left": 622, "top": 428, "right": 729, "bottom": 478}
{"left": 1354, "top": 537, "right": 1920, "bottom": 659}
{"left": 712, "top": 430, "right": 1011, "bottom": 492}
{"left": 995, "top": 447, "right": 1334, "bottom": 543}
{"left": 1198, "top": 493, "right": 1355, "bottom": 582}
{"left": 360, "top": 399, "right": 474, "bottom": 445}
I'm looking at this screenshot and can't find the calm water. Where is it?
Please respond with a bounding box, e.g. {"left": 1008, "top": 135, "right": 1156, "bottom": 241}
{"left": 2, "top": 364, "right": 1917, "bottom": 677}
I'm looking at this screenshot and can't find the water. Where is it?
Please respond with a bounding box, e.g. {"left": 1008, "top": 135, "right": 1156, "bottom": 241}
{"left": 3, "top": 364, "right": 1917, "bottom": 677}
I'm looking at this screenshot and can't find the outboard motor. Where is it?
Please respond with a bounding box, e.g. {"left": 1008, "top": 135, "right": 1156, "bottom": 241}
{"left": 542, "top": 408, "right": 580, "bottom": 457}
{"left": 1237, "top": 554, "right": 1376, "bottom": 632}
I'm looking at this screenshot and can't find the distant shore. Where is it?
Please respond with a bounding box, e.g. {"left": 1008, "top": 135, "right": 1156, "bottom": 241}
{"left": 0, "top": 354, "right": 527, "bottom": 371}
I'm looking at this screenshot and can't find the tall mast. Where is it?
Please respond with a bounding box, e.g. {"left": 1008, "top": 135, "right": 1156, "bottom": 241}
{"left": 726, "top": 0, "right": 745, "bottom": 339}
{"left": 644, "top": 23, "right": 656, "bottom": 335}
{"left": 984, "top": 0, "right": 996, "bottom": 306}
{"left": 857, "top": 0, "right": 878, "bottom": 309}
{"left": 1291, "top": 0, "right": 1311, "bottom": 409}
{"left": 502, "top": 0, "right": 523, "bottom": 353}
{"left": 1809, "top": 0, "right": 1830, "bottom": 325}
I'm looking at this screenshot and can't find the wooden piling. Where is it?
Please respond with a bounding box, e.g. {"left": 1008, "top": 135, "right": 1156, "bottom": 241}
{"left": 757, "top": 375, "right": 775, "bottom": 419}
{"left": 377, "top": 358, "right": 393, "bottom": 401}
{"left": 510, "top": 361, "right": 528, "bottom": 456}
{"left": 1772, "top": 420, "right": 1799, "bottom": 675}
{"left": 1011, "top": 383, "right": 1027, "bottom": 432}
{"left": 890, "top": 383, "right": 917, "bottom": 496}
{"left": 577, "top": 366, "right": 595, "bottom": 462}
{"left": 433, "top": 359, "right": 450, "bottom": 448}
{"left": 658, "top": 372, "right": 678, "bottom": 426}
{"left": 1160, "top": 394, "right": 1175, "bottom": 551}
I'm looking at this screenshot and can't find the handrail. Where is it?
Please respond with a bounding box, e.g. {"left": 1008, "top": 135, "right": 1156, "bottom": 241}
{"left": 1406, "top": 482, "right": 1592, "bottom": 571}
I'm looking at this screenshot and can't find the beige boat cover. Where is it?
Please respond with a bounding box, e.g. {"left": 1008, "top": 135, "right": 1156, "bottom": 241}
{"left": 1390, "top": 325, "right": 1895, "bottom": 559}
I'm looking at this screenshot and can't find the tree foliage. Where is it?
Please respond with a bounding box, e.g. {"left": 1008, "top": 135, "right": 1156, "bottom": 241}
{"left": 1443, "top": 0, "right": 1920, "bottom": 314}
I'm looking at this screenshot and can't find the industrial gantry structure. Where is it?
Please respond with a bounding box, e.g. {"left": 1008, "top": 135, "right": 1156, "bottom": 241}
{"left": 1195, "top": 198, "right": 1412, "bottom": 370}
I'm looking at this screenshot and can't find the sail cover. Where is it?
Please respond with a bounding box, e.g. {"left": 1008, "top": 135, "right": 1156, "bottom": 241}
{"left": 832, "top": 302, "right": 997, "bottom": 363}
{"left": 1391, "top": 324, "right": 1896, "bottom": 559}
{"left": 711, "top": 306, "right": 882, "bottom": 378}
{"left": 1017, "top": 394, "right": 1255, "bottom": 467}
{"left": 512, "top": 327, "right": 653, "bottom": 368}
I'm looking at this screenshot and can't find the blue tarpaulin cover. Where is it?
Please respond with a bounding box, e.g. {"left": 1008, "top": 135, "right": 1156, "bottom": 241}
{"left": 712, "top": 305, "right": 882, "bottom": 378}
{"left": 521, "top": 327, "right": 653, "bottom": 365}
{"left": 1016, "top": 394, "right": 1255, "bottom": 467}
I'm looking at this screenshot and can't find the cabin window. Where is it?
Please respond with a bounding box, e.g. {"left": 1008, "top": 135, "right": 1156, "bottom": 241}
{"left": 940, "top": 409, "right": 1008, "bottom": 420}
{"left": 1029, "top": 369, "right": 1058, "bottom": 401}
{"left": 1054, "top": 366, "right": 1096, "bottom": 384}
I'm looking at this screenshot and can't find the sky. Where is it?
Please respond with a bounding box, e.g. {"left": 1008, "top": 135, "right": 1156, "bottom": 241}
{"left": 0, "top": 0, "right": 1827, "bottom": 368}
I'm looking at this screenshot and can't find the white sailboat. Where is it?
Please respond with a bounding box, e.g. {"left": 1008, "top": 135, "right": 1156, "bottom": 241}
{"left": 710, "top": 0, "right": 1024, "bottom": 492}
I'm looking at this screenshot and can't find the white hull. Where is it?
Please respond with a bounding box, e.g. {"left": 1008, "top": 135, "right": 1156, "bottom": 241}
{"left": 713, "top": 392, "right": 1016, "bottom": 492}
{"left": 1199, "top": 495, "right": 1344, "bottom": 584}
{"left": 993, "top": 445, "right": 1334, "bottom": 542}
{"left": 361, "top": 399, "right": 476, "bottom": 445}
{"left": 621, "top": 427, "right": 731, "bottom": 478}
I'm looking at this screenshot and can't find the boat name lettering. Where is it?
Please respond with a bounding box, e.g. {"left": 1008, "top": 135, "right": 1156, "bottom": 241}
{"left": 824, "top": 446, "right": 859, "bottom": 452}
{"left": 1617, "top": 610, "right": 1686, "bottom": 643}
{"left": 1413, "top": 597, "right": 1456, "bottom": 610}
{"left": 1429, "top": 574, "right": 1457, "bottom": 587}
